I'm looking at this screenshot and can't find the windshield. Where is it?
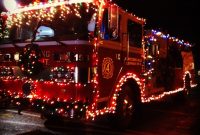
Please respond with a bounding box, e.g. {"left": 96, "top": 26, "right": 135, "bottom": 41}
{"left": 0, "top": 3, "right": 97, "bottom": 44}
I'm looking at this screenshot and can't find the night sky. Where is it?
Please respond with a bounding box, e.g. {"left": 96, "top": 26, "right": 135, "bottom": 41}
{"left": 0, "top": 0, "right": 198, "bottom": 45}
{"left": 113, "top": 0, "right": 198, "bottom": 45}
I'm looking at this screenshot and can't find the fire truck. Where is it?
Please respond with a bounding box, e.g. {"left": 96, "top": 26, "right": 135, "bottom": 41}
{"left": 0, "top": 0, "right": 195, "bottom": 126}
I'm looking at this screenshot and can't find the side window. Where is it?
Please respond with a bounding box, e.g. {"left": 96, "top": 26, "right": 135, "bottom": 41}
{"left": 128, "top": 20, "right": 142, "bottom": 48}
{"left": 100, "top": 9, "right": 109, "bottom": 39}
{"left": 109, "top": 5, "right": 119, "bottom": 40}
{"left": 100, "top": 5, "right": 119, "bottom": 40}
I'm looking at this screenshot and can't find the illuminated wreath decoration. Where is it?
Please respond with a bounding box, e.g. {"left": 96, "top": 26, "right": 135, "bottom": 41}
{"left": 19, "top": 43, "right": 44, "bottom": 76}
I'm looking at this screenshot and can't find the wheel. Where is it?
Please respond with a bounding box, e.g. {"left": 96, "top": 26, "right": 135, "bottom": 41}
{"left": 114, "top": 84, "right": 140, "bottom": 128}
{"left": 185, "top": 74, "right": 191, "bottom": 95}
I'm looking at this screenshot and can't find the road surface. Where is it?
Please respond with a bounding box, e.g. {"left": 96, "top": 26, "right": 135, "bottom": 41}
{"left": 0, "top": 87, "right": 200, "bottom": 135}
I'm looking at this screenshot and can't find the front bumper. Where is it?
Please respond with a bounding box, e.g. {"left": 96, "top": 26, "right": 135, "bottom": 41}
{"left": 41, "top": 100, "right": 88, "bottom": 120}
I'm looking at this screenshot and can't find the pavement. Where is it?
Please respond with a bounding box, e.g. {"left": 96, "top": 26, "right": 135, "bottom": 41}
{"left": 0, "top": 86, "right": 200, "bottom": 135}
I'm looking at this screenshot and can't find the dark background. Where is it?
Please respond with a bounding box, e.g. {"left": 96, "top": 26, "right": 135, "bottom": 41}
{"left": 114, "top": 0, "right": 199, "bottom": 45}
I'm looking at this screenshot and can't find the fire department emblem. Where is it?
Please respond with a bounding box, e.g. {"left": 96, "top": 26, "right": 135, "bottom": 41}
{"left": 102, "top": 57, "right": 114, "bottom": 79}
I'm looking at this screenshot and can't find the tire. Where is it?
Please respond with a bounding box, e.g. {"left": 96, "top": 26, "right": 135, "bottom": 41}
{"left": 185, "top": 74, "right": 191, "bottom": 95}
{"left": 114, "top": 84, "right": 140, "bottom": 129}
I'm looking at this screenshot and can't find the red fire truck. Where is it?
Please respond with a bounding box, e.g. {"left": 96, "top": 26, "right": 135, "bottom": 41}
{"left": 0, "top": 0, "right": 195, "bottom": 126}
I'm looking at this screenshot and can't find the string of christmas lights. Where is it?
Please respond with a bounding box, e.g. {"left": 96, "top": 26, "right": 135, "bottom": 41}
{"left": 0, "top": 0, "right": 195, "bottom": 120}
{"left": 148, "top": 29, "right": 192, "bottom": 47}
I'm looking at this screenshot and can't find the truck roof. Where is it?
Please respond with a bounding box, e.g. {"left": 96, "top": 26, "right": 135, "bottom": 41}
{"left": 145, "top": 29, "right": 192, "bottom": 47}
{"left": 2, "top": 0, "right": 96, "bottom": 15}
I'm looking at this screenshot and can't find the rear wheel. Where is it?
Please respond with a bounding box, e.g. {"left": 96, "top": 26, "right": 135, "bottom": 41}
{"left": 115, "top": 84, "right": 140, "bottom": 128}
{"left": 185, "top": 74, "right": 191, "bottom": 95}
{"left": 178, "top": 74, "right": 192, "bottom": 101}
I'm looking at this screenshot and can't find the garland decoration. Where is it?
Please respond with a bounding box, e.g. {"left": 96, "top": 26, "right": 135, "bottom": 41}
{"left": 19, "top": 43, "right": 44, "bottom": 76}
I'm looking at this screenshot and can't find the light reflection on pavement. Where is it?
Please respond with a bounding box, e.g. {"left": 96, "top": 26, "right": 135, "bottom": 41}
{"left": 0, "top": 87, "right": 200, "bottom": 135}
